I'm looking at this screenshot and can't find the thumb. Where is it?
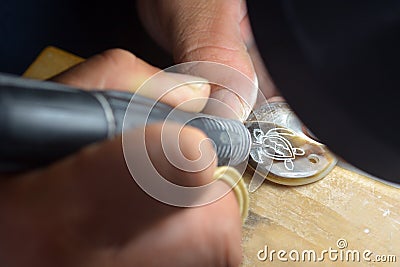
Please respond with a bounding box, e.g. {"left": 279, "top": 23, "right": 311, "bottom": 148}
{"left": 138, "top": 0, "right": 258, "bottom": 119}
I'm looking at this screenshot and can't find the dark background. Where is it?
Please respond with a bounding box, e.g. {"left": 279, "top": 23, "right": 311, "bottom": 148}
{"left": 248, "top": 1, "right": 400, "bottom": 182}
{"left": 0, "top": 0, "right": 172, "bottom": 74}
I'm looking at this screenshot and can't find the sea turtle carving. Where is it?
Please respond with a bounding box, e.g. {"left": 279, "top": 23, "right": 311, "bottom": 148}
{"left": 251, "top": 127, "right": 305, "bottom": 170}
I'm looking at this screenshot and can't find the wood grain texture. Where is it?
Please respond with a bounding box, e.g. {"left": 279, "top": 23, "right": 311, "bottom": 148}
{"left": 242, "top": 166, "right": 400, "bottom": 266}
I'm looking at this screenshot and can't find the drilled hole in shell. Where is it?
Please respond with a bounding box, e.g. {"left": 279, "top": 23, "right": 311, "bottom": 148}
{"left": 308, "top": 154, "right": 320, "bottom": 164}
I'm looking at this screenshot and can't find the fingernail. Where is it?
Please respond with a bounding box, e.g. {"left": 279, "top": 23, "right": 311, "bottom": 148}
{"left": 137, "top": 71, "right": 209, "bottom": 99}
{"left": 163, "top": 72, "right": 210, "bottom": 112}
{"left": 134, "top": 71, "right": 210, "bottom": 112}
{"left": 267, "top": 96, "right": 285, "bottom": 103}
{"left": 162, "top": 72, "right": 209, "bottom": 93}
{"left": 203, "top": 88, "right": 248, "bottom": 120}
{"left": 253, "top": 72, "right": 259, "bottom": 90}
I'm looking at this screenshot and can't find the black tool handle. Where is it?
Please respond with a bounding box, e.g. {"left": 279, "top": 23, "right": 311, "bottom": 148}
{"left": 0, "top": 74, "right": 250, "bottom": 172}
{"left": 0, "top": 76, "right": 109, "bottom": 171}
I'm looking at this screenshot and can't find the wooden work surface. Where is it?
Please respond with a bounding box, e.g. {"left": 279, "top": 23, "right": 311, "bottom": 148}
{"left": 242, "top": 167, "right": 399, "bottom": 266}
{"left": 25, "top": 47, "right": 400, "bottom": 266}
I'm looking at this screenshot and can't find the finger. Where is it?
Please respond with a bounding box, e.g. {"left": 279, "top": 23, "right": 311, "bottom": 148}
{"left": 138, "top": 0, "right": 258, "bottom": 119}
{"left": 51, "top": 48, "right": 210, "bottom": 112}
{"left": 117, "top": 180, "right": 242, "bottom": 267}
{"left": 247, "top": 38, "right": 280, "bottom": 101}
{"left": 199, "top": 180, "right": 242, "bottom": 266}
{"left": 21, "top": 122, "right": 217, "bottom": 236}
{"left": 145, "top": 124, "right": 217, "bottom": 187}
{"left": 52, "top": 122, "right": 217, "bottom": 193}
{"left": 50, "top": 48, "right": 158, "bottom": 91}
{"left": 8, "top": 120, "right": 239, "bottom": 265}
{"left": 239, "top": 8, "right": 280, "bottom": 102}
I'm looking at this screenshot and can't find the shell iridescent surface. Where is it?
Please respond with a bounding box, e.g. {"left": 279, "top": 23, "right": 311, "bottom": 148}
{"left": 245, "top": 102, "right": 337, "bottom": 189}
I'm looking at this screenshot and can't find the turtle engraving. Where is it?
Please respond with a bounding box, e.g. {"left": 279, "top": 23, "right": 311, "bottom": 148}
{"left": 250, "top": 127, "right": 305, "bottom": 171}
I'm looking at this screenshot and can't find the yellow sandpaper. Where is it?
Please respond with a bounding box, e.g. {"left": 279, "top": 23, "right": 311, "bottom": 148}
{"left": 23, "top": 46, "right": 84, "bottom": 80}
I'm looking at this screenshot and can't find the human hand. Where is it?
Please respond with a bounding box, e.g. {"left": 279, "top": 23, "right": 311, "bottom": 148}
{"left": 0, "top": 49, "right": 242, "bottom": 267}
{"left": 137, "top": 0, "right": 279, "bottom": 119}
